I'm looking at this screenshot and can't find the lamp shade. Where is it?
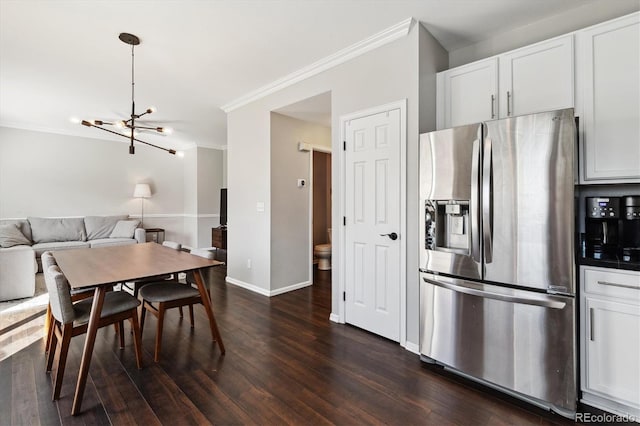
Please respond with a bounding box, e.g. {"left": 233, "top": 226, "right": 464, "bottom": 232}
{"left": 133, "top": 183, "right": 151, "bottom": 198}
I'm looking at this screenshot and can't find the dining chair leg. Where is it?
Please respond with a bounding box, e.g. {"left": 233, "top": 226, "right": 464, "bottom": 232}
{"left": 178, "top": 306, "right": 184, "bottom": 317}
{"left": 46, "top": 321, "right": 59, "bottom": 372}
{"left": 118, "top": 321, "right": 125, "bottom": 349}
{"left": 52, "top": 323, "right": 73, "bottom": 401}
{"left": 139, "top": 305, "right": 146, "bottom": 337}
{"left": 45, "top": 305, "right": 54, "bottom": 353}
{"left": 188, "top": 304, "right": 194, "bottom": 328}
{"left": 129, "top": 311, "right": 143, "bottom": 369}
{"left": 154, "top": 304, "right": 165, "bottom": 362}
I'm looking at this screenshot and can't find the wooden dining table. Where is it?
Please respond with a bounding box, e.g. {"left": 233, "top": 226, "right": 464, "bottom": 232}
{"left": 52, "top": 242, "right": 225, "bottom": 415}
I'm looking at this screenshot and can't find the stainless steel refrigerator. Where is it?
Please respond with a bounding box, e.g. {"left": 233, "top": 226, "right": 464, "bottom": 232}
{"left": 419, "top": 108, "right": 576, "bottom": 417}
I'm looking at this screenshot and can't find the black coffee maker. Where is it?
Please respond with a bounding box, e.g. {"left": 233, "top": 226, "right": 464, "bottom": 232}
{"left": 621, "top": 196, "right": 640, "bottom": 262}
{"left": 585, "top": 196, "right": 640, "bottom": 263}
{"left": 585, "top": 197, "right": 621, "bottom": 260}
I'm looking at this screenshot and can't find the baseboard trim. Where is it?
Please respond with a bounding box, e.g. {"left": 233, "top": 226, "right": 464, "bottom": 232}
{"left": 225, "top": 276, "right": 270, "bottom": 297}
{"left": 404, "top": 341, "right": 420, "bottom": 355}
{"left": 225, "top": 277, "right": 312, "bottom": 297}
{"left": 270, "top": 280, "right": 311, "bottom": 296}
{"left": 329, "top": 313, "right": 341, "bottom": 323}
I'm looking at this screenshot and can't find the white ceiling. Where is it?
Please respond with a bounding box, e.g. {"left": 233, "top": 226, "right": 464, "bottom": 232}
{"left": 0, "top": 0, "right": 634, "bottom": 151}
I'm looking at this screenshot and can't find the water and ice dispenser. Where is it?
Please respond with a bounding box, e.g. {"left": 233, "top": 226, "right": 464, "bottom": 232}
{"left": 425, "top": 200, "right": 470, "bottom": 254}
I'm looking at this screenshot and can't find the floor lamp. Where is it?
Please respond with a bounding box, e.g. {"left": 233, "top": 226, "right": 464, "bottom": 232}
{"left": 133, "top": 183, "right": 151, "bottom": 227}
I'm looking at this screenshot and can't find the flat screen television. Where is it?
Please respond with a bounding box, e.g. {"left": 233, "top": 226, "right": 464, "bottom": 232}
{"left": 220, "top": 188, "right": 227, "bottom": 227}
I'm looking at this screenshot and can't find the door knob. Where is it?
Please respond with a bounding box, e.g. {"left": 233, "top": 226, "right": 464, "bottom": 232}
{"left": 380, "top": 232, "right": 398, "bottom": 241}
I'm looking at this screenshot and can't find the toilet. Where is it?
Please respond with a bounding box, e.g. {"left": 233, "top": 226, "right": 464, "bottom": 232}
{"left": 314, "top": 228, "right": 332, "bottom": 270}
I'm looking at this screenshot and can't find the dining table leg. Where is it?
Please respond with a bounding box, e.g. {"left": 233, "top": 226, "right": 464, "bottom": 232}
{"left": 71, "top": 286, "right": 105, "bottom": 416}
{"left": 193, "top": 270, "right": 225, "bottom": 354}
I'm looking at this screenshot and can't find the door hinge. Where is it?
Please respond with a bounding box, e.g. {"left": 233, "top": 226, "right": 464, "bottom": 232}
{"left": 343, "top": 141, "right": 346, "bottom": 151}
{"left": 343, "top": 291, "right": 346, "bottom": 301}
{"left": 343, "top": 216, "right": 346, "bottom": 226}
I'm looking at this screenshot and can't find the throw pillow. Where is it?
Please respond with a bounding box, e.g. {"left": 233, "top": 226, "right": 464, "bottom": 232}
{"left": 0, "top": 223, "right": 31, "bottom": 248}
{"left": 109, "top": 220, "right": 140, "bottom": 238}
{"left": 84, "top": 215, "right": 128, "bottom": 240}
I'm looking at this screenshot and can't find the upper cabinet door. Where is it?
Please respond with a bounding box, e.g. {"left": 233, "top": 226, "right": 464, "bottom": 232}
{"left": 499, "top": 35, "right": 574, "bottom": 118}
{"left": 438, "top": 58, "right": 498, "bottom": 129}
{"left": 578, "top": 13, "right": 640, "bottom": 183}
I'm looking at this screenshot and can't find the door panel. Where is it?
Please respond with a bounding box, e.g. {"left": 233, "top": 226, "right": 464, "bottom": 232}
{"left": 483, "top": 109, "right": 575, "bottom": 293}
{"left": 420, "top": 273, "right": 576, "bottom": 413}
{"left": 442, "top": 58, "right": 498, "bottom": 128}
{"left": 499, "top": 35, "right": 574, "bottom": 117}
{"left": 345, "top": 108, "right": 400, "bottom": 342}
{"left": 585, "top": 297, "right": 640, "bottom": 406}
{"left": 419, "top": 124, "right": 482, "bottom": 280}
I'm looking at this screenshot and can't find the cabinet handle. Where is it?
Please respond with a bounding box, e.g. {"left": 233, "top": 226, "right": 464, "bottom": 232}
{"left": 490, "top": 95, "right": 495, "bottom": 119}
{"left": 590, "top": 308, "right": 594, "bottom": 341}
{"left": 597, "top": 280, "right": 639, "bottom": 290}
{"left": 507, "top": 91, "right": 512, "bottom": 116}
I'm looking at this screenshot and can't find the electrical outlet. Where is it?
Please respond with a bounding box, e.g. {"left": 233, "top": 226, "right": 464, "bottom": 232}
{"left": 247, "top": 259, "right": 251, "bottom": 269}
{"left": 297, "top": 179, "right": 306, "bottom": 188}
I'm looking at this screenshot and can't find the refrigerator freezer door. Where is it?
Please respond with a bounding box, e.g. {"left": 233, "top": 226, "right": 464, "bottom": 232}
{"left": 483, "top": 108, "right": 575, "bottom": 294}
{"left": 419, "top": 124, "right": 482, "bottom": 280}
{"left": 420, "top": 273, "right": 576, "bottom": 415}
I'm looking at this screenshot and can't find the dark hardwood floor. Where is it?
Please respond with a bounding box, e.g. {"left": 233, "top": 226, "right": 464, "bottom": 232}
{"left": 1, "top": 266, "right": 577, "bottom": 425}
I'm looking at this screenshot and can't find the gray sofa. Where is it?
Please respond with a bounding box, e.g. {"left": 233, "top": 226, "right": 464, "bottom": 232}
{"left": 0, "top": 216, "right": 146, "bottom": 301}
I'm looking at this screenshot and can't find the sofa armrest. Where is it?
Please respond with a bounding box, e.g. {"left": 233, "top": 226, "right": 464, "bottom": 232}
{"left": 134, "top": 228, "right": 146, "bottom": 244}
{"left": 0, "top": 245, "right": 36, "bottom": 302}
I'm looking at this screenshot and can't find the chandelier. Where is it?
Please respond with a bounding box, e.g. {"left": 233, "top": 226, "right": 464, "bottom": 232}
{"left": 80, "top": 33, "right": 175, "bottom": 155}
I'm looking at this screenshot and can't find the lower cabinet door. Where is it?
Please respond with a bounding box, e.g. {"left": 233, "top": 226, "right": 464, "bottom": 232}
{"left": 584, "top": 297, "right": 640, "bottom": 407}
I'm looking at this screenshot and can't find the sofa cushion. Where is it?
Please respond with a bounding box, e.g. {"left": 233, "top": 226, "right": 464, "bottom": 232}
{"left": 109, "top": 220, "right": 140, "bottom": 238}
{"left": 0, "top": 223, "right": 31, "bottom": 248}
{"left": 84, "top": 215, "right": 128, "bottom": 240}
{"left": 0, "top": 219, "right": 33, "bottom": 242}
{"left": 89, "top": 238, "right": 137, "bottom": 248}
{"left": 28, "top": 217, "right": 87, "bottom": 243}
{"left": 32, "top": 241, "right": 91, "bottom": 257}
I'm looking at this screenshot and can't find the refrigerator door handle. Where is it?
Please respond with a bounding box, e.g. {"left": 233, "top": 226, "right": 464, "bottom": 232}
{"left": 482, "top": 135, "right": 493, "bottom": 264}
{"left": 422, "top": 277, "right": 567, "bottom": 309}
{"left": 470, "top": 138, "right": 481, "bottom": 262}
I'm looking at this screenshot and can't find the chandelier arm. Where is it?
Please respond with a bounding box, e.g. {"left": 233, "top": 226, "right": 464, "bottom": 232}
{"left": 84, "top": 123, "right": 133, "bottom": 140}
{"left": 132, "top": 137, "right": 176, "bottom": 154}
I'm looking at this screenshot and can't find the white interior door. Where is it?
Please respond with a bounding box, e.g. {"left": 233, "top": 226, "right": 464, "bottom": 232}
{"left": 344, "top": 106, "right": 401, "bottom": 342}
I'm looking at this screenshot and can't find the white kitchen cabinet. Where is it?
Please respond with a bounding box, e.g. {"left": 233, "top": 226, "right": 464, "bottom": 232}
{"left": 436, "top": 58, "right": 498, "bottom": 129}
{"left": 580, "top": 266, "right": 640, "bottom": 418}
{"left": 436, "top": 36, "right": 573, "bottom": 129}
{"left": 499, "top": 35, "right": 574, "bottom": 118}
{"left": 577, "top": 13, "right": 640, "bottom": 183}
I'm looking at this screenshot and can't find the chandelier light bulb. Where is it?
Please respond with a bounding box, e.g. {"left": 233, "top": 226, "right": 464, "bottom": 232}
{"left": 69, "top": 116, "right": 81, "bottom": 124}
{"left": 176, "top": 151, "right": 185, "bottom": 158}
{"left": 114, "top": 120, "right": 125, "bottom": 128}
{"left": 147, "top": 106, "right": 156, "bottom": 113}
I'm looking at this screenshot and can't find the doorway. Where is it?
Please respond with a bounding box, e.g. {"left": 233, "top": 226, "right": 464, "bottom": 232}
{"left": 312, "top": 150, "right": 332, "bottom": 268}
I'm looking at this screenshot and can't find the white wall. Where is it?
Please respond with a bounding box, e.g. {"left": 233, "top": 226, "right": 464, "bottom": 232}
{"left": 449, "top": 1, "right": 640, "bottom": 67}
{"left": 227, "top": 22, "right": 447, "bottom": 347}
{"left": 0, "top": 126, "right": 223, "bottom": 246}
{"left": 270, "top": 112, "right": 331, "bottom": 292}
{"left": 196, "top": 146, "right": 224, "bottom": 248}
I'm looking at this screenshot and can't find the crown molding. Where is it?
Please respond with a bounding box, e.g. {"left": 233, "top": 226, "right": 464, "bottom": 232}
{"left": 220, "top": 17, "right": 414, "bottom": 113}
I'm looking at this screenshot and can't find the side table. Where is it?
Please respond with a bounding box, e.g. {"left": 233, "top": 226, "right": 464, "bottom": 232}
{"left": 145, "top": 228, "right": 165, "bottom": 244}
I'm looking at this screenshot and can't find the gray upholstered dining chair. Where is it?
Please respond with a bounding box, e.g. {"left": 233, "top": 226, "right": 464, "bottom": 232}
{"left": 42, "top": 252, "right": 143, "bottom": 401}
{"left": 123, "top": 240, "right": 182, "bottom": 297}
{"left": 138, "top": 248, "right": 219, "bottom": 362}
{"left": 43, "top": 254, "right": 117, "bottom": 354}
